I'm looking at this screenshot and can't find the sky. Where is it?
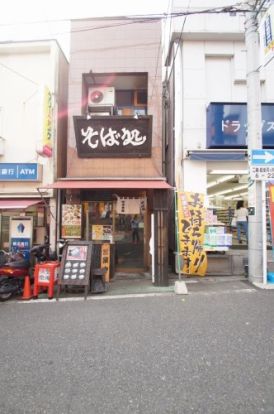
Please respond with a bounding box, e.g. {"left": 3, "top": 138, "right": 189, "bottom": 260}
{"left": 0, "top": 0, "right": 170, "bottom": 23}
{"left": 0, "top": 0, "right": 170, "bottom": 58}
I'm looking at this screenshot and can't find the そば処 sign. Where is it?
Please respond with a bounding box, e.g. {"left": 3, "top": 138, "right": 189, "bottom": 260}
{"left": 73, "top": 116, "right": 152, "bottom": 158}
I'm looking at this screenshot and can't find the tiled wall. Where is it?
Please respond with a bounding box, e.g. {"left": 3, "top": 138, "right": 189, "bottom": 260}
{"left": 67, "top": 18, "right": 163, "bottom": 178}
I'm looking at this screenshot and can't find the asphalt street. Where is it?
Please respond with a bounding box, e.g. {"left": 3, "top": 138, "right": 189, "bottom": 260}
{"left": 0, "top": 284, "right": 274, "bottom": 414}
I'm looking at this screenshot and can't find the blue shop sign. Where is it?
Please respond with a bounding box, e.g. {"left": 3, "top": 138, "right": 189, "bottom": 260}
{"left": 10, "top": 238, "right": 31, "bottom": 259}
{"left": 207, "top": 103, "right": 274, "bottom": 148}
{"left": 0, "top": 163, "right": 41, "bottom": 181}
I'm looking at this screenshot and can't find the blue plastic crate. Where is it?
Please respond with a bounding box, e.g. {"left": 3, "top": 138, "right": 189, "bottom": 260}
{"left": 267, "top": 272, "right": 274, "bottom": 283}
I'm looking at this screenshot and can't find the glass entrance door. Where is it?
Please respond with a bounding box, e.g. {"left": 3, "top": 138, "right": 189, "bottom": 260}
{"left": 114, "top": 214, "right": 144, "bottom": 270}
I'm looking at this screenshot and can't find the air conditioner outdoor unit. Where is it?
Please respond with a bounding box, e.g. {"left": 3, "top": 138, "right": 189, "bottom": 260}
{"left": 88, "top": 86, "right": 115, "bottom": 107}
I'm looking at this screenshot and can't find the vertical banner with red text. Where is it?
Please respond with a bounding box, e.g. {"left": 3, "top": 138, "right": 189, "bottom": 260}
{"left": 268, "top": 184, "right": 274, "bottom": 250}
{"left": 177, "top": 191, "right": 207, "bottom": 276}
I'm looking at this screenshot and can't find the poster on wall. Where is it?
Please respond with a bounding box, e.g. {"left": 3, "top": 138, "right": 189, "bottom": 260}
{"left": 176, "top": 191, "right": 207, "bottom": 276}
{"left": 92, "top": 225, "right": 113, "bottom": 242}
{"left": 9, "top": 216, "right": 33, "bottom": 259}
{"left": 61, "top": 204, "right": 82, "bottom": 239}
{"left": 268, "top": 184, "right": 274, "bottom": 249}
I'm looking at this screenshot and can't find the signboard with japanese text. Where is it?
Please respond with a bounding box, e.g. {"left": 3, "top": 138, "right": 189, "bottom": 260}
{"left": 207, "top": 103, "right": 274, "bottom": 148}
{"left": 61, "top": 204, "right": 82, "bottom": 239}
{"left": 9, "top": 216, "right": 33, "bottom": 259}
{"left": 58, "top": 241, "right": 93, "bottom": 288}
{"left": 92, "top": 225, "right": 113, "bottom": 242}
{"left": 177, "top": 191, "right": 207, "bottom": 276}
{"left": 250, "top": 150, "right": 274, "bottom": 180}
{"left": 268, "top": 184, "right": 274, "bottom": 249}
{"left": 100, "top": 243, "right": 110, "bottom": 282}
{"left": 259, "top": 4, "right": 274, "bottom": 65}
{"left": 0, "top": 163, "right": 42, "bottom": 181}
{"left": 42, "top": 86, "right": 53, "bottom": 157}
{"left": 73, "top": 116, "right": 152, "bottom": 158}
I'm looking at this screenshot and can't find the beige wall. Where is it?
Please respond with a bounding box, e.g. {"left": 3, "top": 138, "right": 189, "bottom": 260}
{"left": 0, "top": 40, "right": 68, "bottom": 196}
{"left": 67, "top": 18, "right": 163, "bottom": 178}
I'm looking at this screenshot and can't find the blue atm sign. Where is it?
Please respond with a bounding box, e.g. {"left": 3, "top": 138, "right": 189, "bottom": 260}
{"left": 0, "top": 163, "right": 41, "bottom": 181}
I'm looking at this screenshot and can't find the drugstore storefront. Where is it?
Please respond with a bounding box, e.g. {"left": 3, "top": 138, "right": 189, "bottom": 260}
{"left": 44, "top": 179, "right": 172, "bottom": 286}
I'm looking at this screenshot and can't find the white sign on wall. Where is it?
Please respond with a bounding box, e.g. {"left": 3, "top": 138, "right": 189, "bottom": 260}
{"left": 259, "top": 4, "right": 274, "bottom": 65}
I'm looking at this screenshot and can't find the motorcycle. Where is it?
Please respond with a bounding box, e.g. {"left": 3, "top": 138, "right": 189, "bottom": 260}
{"left": 0, "top": 244, "right": 55, "bottom": 302}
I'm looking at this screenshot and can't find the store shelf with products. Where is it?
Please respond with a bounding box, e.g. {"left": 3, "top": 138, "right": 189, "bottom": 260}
{"left": 216, "top": 208, "right": 234, "bottom": 229}
{"left": 204, "top": 209, "right": 232, "bottom": 252}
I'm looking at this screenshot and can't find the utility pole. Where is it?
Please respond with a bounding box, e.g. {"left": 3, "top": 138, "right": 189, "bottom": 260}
{"left": 245, "top": 0, "right": 263, "bottom": 284}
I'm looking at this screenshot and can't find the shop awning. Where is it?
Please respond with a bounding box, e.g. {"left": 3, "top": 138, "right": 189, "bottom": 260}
{"left": 0, "top": 199, "right": 42, "bottom": 209}
{"left": 40, "top": 180, "right": 173, "bottom": 190}
{"left": 186, "top": 149, "right": 247, "bottom": 161}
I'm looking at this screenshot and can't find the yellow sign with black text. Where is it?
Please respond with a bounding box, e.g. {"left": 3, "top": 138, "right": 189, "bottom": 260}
{"left": 177, "top": 191, "right": 207, "bottom": 276}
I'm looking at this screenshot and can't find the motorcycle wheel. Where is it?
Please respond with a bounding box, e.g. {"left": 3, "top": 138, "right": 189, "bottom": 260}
{"left": 0, "top": 291, "right": 13, "bottom": 301}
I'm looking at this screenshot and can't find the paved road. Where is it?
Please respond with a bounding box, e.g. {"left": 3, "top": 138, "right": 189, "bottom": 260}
{"left": 0, "top": 285, "right": 274, "bottom": 414}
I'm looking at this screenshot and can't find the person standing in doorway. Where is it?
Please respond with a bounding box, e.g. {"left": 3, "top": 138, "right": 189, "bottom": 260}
{"left": 131, "top": 215, "right": 139, "bottom": 244}
{"left": 234, "top": 200, "right": 248, "bottom": 244}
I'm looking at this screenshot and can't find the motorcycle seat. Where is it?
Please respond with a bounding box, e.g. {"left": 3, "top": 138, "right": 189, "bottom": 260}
{"left": 5, "top": 260, "right": 30, "bottom": 268}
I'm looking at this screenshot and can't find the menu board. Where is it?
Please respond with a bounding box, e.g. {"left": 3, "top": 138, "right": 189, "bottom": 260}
{"left": 61, "top": 204, "right": 82, "bottom": 239}
{"left": 58, "top": 241, "right": 93, "bottom": 289}
{"left": 92, "top": 224, "right": 113, "bottom": 241}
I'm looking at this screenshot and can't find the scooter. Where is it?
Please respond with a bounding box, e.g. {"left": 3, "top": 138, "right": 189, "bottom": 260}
{"left": 0, "top": 244, "right": 54, "bottom": 302}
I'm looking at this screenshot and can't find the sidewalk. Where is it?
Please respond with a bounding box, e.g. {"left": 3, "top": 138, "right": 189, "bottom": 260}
{"left": 28, "top": 273, "right": 258, "bottom": 302}
{"left": 12, "top": 271, "right": 274, "bottom": 304}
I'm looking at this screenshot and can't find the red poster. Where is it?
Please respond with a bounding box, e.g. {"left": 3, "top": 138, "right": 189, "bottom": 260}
{"left": 268, "top": 184, "right": 274, "bottom": 246}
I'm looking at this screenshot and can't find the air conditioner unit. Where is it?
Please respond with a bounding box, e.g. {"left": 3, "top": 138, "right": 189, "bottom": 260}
{"left": 88, "top": 86, "right": 115, "bottom": 107}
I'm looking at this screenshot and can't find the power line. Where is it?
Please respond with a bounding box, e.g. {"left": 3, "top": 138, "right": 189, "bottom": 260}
{"left": 149, "top": 1, "right": 171, "bottom": 102}
{"left": 0, "top": 62, "right": 38, "bottom": 85}
{"left": 165, "top": 0, "right": 192, "bottom": 84}
{"left": 0, "top": 4, "right": 254, "bottom": 34}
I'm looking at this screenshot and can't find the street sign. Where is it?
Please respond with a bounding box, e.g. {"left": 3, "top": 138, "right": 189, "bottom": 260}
{"left": 250, "top": 150, "right": 274, "bottom": 180}
{"left": 250, "top": 149, "right": 274, "bottom": 165}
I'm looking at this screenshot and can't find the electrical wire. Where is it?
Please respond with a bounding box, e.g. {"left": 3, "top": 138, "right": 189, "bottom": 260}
{"left": 165, "top": 0, "right": 192, "bottom": 84}
{"left": 148, "top": 1, "right": 171, "bottom": 102}
{"left": 0, "top": 4, "right": 252, "bottom": 37}
{"left": 0, "top": 62, "right": 39, "bottom": 85}
{"left": 0, "top": 2, "right": 258, "bottom": 115}
{"left": 255, "top": 0, "right": 269, "bottom": 16}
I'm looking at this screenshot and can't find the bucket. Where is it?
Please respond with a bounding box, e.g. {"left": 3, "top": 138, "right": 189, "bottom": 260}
{"left": 267, "top": 272, "right": 274, "bottom": 284}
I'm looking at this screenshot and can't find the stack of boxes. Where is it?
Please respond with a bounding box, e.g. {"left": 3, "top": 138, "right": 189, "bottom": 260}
{"left": 204, "top": 210, "right": 232, "bottom": 249}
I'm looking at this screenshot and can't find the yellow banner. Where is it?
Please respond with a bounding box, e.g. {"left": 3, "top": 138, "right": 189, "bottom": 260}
{"left": 101, "top": 243, "right": 110, "bottom": 282}
{"left": 177, "top": 191, "right": 207, "bottom": 276}
{"left": 43, "top": 86, "right": 53, "bottom": 149}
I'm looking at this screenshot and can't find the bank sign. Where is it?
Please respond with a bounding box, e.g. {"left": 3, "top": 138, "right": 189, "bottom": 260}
{"left": 207, "top": 103, "right": 274, "bottom": 148}
{"left": 73, "top": 116, "right": 152, "bottom": 158}
{"left": 0, "top": 163, "right": 42, "bottom": 181}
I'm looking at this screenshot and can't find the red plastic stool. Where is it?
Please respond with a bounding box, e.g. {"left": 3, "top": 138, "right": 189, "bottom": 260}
{"left": 33, "top": 261, "right": 60, "bottom": 300}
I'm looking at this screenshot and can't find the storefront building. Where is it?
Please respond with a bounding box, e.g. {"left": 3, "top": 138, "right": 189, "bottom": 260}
{"left": 45, "top": 17, "right": 172, "bottom": 285}
{"left": 0, "top": 40, "right": 68, "bottom": 255}
{"left": 162, "top": 1, "right": 274, "bottom": 275}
